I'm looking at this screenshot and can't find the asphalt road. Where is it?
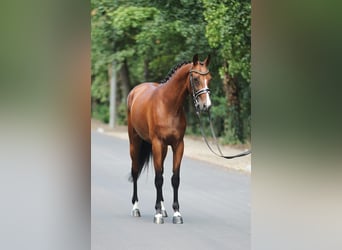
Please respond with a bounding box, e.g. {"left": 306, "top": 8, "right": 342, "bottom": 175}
{"left": 91, "top": 130, "right": 250, "bottom": 250}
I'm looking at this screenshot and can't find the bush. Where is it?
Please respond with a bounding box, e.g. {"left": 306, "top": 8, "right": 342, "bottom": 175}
{"left": 92, "top": 103, "right": 109, "bottom": 123}
{"left": 117, "top": 102, "right": 127, "bottom": 125}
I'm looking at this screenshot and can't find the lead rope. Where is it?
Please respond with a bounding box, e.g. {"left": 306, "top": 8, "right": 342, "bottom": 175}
{"left": 195, "top": 111, "right": 251, "bottom": 159}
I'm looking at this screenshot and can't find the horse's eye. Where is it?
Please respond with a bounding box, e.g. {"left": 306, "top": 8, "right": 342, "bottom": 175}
{"left": 194, "top": 78, "right": 200, "bottom": 85}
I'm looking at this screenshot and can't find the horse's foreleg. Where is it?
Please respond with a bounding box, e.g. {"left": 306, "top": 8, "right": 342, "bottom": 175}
{"left": 152, "top": 139, "right": 167, "bottom": 224}
{"left": 171, "top": 140, "right": 184, "bottom": 224}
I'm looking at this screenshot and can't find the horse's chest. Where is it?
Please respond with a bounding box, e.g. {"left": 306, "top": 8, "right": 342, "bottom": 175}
{"left": 154, "top": 117, "right": 185, "bottom": 140}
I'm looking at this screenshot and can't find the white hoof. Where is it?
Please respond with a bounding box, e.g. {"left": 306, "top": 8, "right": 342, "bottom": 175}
{"left": 132, "top": 209, "right": 140, "bottom": 217}
{"left": 153, "top": 213, "right": 164, "bottom": 224}
{"left": 172, "top": 211, "right": 183, "bottom": 224}
{"left": 132, "top": 202, "right": 141, "bottom": 217}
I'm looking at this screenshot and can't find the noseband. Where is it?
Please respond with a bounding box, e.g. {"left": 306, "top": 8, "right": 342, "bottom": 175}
{"left": 189, "top": 68, "right": 210, "bottom": 113}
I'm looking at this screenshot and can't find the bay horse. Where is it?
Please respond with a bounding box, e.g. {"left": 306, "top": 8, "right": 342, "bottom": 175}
{"left": 127, "top": 54, "right": 211, "bottom": 224}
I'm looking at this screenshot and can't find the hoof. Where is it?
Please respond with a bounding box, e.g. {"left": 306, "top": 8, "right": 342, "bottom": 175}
{"left": 153, "top": 213, "right": 164, "bottom": 224}
{"left": 132, "top": 209, "right": 141, "bottom": 217}
{"left": 172, "top": 215, "right": 183, "bottom": 224}
{"left": 161, "top": 209, "right": 168, "bottom": 218}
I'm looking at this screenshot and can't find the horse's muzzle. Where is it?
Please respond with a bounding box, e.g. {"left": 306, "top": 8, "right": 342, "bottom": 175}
{"left": 197, "top": 92, "right": 211, "bottom": 112}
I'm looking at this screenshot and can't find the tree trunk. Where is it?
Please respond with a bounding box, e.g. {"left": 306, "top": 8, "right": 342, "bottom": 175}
{"left": 109, "top": 61, "right": 117, "bottom": 128}
{"left": 144, "top": 59, "right": 149, "bottom": 81}
{"left": 119, "top": 59, "right": 131, "bottom": 102}
{"left": 222, "top": 60, "right": 243, "bottom": 142}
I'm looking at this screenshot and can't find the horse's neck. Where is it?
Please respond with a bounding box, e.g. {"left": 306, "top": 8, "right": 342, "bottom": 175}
{"left": 161, "top": 64, "right": 191, "bottom": 112}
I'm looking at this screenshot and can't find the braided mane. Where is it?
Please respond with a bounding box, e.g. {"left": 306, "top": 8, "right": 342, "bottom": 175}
{"left": 159, "top": 61, "right": 192, "bottom": 84}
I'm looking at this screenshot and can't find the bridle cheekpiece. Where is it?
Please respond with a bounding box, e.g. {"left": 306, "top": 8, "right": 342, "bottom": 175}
{"left": 189, "top": 68, "right": 211, "bottom": 114}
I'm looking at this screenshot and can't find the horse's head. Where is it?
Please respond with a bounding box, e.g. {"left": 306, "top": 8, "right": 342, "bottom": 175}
{"left": 189, "top": 54, "right": 212, "bottom": 112}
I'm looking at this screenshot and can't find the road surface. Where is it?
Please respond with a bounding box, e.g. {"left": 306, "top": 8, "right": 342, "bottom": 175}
{"left": 91, "top": 130, "right": 250, "bottom": 250}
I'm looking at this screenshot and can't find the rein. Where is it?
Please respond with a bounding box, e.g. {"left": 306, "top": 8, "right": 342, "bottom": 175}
{"left": 195, "top": 111, "right": 251, "bottom": 159}
{"left": 189, "top": 68, "right": 251, "bottom": 160}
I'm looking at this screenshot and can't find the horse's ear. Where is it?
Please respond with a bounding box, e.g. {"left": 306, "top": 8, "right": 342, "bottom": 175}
{"left": 193, "top": 54, "right": 199, "bottom": 65}
{"left": 205, "top": 54, "right": 211, "bottom": 67}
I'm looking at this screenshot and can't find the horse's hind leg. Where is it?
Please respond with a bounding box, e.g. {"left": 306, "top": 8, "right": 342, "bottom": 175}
{"left": 171, "top": 140, "right": 184, "bottom": 224}
{"left": 129, "top": 128, "right": 142, "bottom": 217}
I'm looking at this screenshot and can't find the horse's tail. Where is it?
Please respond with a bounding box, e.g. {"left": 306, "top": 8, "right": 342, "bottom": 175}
{"left": 137, "top": 140, "right": 152, "bottom": 178}
{"left": 129, "top": 140, "right": 152, "bottom": 182}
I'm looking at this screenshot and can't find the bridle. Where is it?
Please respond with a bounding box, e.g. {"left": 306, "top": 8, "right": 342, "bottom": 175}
{"left": 189, "top": 68, "right": 210, "bottom": 114}
{"left": 189, "top": 68, "right": 252, "bottom": 160}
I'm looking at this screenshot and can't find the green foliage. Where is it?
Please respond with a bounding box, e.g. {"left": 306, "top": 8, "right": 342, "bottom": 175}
{"left": 91, "top": 0, "right": 116, "bottom": 113}
{"left": 210, "top": 95, "right": 228, "bottom": 137}
{"left": 112, "top": 6, "right": 160, "bottom": 64}
{"left": 92, "top": 102, "right": 109, "bottom": 123}
{"left": 203, "top": 0, "right": 251, "bottom": 82}
{"left": 91, "top": 0, "right": 251, "bottom": 144}
{"left": 117, "top": 101, "right": 127, "bottom": 125}
{"left": 202, "top": 0, "right": 251, "bottom": 143}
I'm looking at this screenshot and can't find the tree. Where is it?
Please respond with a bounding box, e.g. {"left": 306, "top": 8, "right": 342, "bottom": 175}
{"left": 91, "top": 0, "right": 251, "bottom": 144}
{"left": 91, "top": 0, "right": 117, "bottom": 122}
{"left": 111, "top": 6, "right": 160, "bottom": 99}
{"left": 203, "top": 0, "right": 251, "bottom": 143}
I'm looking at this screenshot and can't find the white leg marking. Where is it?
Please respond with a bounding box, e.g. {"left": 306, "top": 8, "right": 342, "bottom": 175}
{"left": 161, "top": 201, "right": 166, "bottom": 211}
{"left": 132, "top": 201, "right": 139, "bottom": 211}
{"left": 155, "top": 213, "right": 163, "bottom": 218}
{"left": 173, "top": 211, "right": 182, "bottom": 217}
